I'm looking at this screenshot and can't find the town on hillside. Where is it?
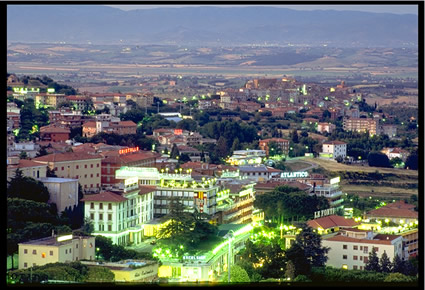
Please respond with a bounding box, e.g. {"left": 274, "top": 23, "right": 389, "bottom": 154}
{"left": 7, "top": 71, "right": 418, "bottom": 284}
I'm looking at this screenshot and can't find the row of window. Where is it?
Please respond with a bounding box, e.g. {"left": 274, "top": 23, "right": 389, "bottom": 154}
{"left": 343, "top": 245, "right": 376, "bottom": 253}
{"left": 74, "top": 173, "right": 100, "bottom": 179}
{"left": 54, "top": 163, "right": 100, "bottom": 171}
{"left": 342, "top": 255, "right": 369, "bottom": 263}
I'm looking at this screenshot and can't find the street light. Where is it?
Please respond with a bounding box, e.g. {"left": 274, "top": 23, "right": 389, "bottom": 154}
{"left": 280, "top": 224, "right": 283, "bottom": 239}
{"left": 224, "top": 230, "right": 234, "bottom": 283}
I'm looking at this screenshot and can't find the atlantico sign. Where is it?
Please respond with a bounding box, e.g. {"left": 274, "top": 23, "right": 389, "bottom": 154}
{"left": 280, "top": 171, "right": 309, "bottom": 178}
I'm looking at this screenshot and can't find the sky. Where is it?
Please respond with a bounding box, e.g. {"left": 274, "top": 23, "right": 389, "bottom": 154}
{"left": 106, "top": 4, "right": 419, "bottom": 15}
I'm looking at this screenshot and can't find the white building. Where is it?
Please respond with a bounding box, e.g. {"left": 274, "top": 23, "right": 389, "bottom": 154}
{"left": 18, "top": 234, "right": 95, "bottom": 269}
{"left": 322, "top": 228, "right": 404, "bottom": 270}
{"left": 81, "top": 177, "right": 155, "bottom": 246}
{"left": 227, "top": 149, "right": 266, "bottom": 166}
{"left": 320, "top": 141, "right": 347, "bottom": 160}
{"left": 114, "top": 166, "right": 220, "bottom": 217}
{"left": 238, "top": 165, "right": 281, "bottom": 182}
{"left": 38, "top": 177, "right": 79, "bottom": 213}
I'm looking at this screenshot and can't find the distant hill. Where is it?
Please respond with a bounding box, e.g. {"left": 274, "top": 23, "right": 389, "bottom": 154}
{"left": 7, "top": 5, "right": 418, "bottom": 47}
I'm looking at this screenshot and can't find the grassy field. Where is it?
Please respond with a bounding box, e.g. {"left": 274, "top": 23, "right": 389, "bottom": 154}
{"left": 284, "top": 157, "right": 418, "bottom": 199}
{"left": 306, "top": 157, "right": 418, "bottom": 177}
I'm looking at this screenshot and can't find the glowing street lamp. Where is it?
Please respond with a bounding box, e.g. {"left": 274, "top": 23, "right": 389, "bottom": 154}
{"left": 224, "top": 230, "right": 235, "bottom": 283}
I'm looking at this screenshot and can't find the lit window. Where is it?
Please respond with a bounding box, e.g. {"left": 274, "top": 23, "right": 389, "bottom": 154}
{"left": 41, "top": 253, "right": 46, "bottom": 258}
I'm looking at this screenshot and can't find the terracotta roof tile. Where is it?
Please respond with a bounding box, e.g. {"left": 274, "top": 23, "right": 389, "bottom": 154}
{"left": 325, "top": 234, "right": 400, "bottom": 245}
{"left": 307, "top": 215, "right": 359, "bottom": 230}
{"left": 81, "top": 191, "right": 127, "bottom": 202}
{"left": 33, "top": 152, "right": 102, "bottom": 163}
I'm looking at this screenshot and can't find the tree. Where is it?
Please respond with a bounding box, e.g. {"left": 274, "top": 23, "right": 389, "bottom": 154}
{"left": 7, "top": 174, "right": 50, "bottom": 203}
{"left": 284, "top": 224, "right": 329, "bottom": 277}
{"left": 365, "top": 247, "right": 380, "bottom": 272}
{"left": 222, "top": 265, "right": 250, "bottom": 283}
{"left": 367, "top": 152, "right": 391, "bottom": 168}
{"left": 380, "top": 251, "right": 392, "bottom": 273}
{"left": 291, "top": 129, "right": 299, "bottom": 143}
{"left": 85, "top": 266, "right": 115, "bottom": 282}
{"left": 215, "top": 136, "right": 229, "bottom": 159}
{"left": 404, "top": 152, "right": 418, "bottom": 170}
{"left": 383, "top": 273, "right": 413, "bottom": 283}
{"left": 231, "top": 137, "right": 240, "bottom": 153}
{"left": 170, "top": 143, "right": 180, "bottom": 159}
{"left": 285, "top": 260, "right": 296, "bottom": 280}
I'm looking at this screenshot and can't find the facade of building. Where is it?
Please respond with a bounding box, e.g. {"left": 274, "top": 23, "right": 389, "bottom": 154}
{"left": 258, "top": 138, "right": 290, "bottom": 157}
{"left": 227, "top": 150, "right": 266, "bottom": 166}
{"left": 307, "top": 215, "right": 359, "bottom": 235}
{"left": 81, "top": 181, "right": 155, "bottom": 246}
{"left": 18, "top": 234, "right": 96, "bottom": 269}
{"left": 39, "top": 125, "right": 71, "bottom": 142}
{"left": 237, "top": 165, "right": 281, "bottom": 182}
{"left": 343, "top": 118, "right": 379, "bottom": 136}
{"left": 317, "top": 122, "right": 336, "bottom": 134}
{"left": 323, "top": 229, "right": 404, "bottom": 270}
{"left": 7, "top": 157, "right": 47, "bottom": 181}
{"left": 321, "top": 141, "right": 347, "bottom": 160}
{"left": 38, "top": 177, "right": 79, "bottom": 213}
{"left": 157, "top": 224, "right": 252, "bottom": 282}
{"left": 100, "top": 148, "right": 159, "bottom": 187}
{"left": 32, "top": 152, "right": 102, "bottom": 193}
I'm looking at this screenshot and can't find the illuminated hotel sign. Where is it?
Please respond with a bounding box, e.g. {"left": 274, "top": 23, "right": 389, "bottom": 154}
{"left": 281, "top": 171, "right": 309, "bottom": 178}
{"left": 119, "top": 147, "right": 139, "bottom": 155}
{"left": 183, "top": 255, "right": 206, "bottom": 260}
{"left": 330, "top": 176, "right": 341, "bottom": 185}
{"left": 57, "top": 234, "right": 73, "bottom": 242}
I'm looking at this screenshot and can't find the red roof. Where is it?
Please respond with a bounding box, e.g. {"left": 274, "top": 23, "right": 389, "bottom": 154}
{"left": 81, "top": 191, "right": 127, "bottom": 202}
{"left": 8, "top": 159, "right": 47, "bottom": 169}
{"left": 40, "top": 125, "right": 70, "bottom": 134}
{"left": 325, "top": 234, "right": 400, "bottom": 245}
{"left": 307, "top": 215, "right": 359, "bottom": 230}
{"left": 33, "top": 152, "right": 102, "bottom": 163}
{"left": 83, "top": 121, "right": 96, "bottom": 128}
{"left": 138, "top": 185, "right": 157, "bottom": 195}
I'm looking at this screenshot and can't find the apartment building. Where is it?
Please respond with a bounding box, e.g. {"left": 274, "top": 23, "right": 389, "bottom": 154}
{"left": 238, "top": 165, "right": 281, "bottom": 182}
{"left": 343, "top": 117, "right": 379, "bottom": 136}
{"left": 81, "top": 180, "right": 155, "bottom": 246}
{"left": 7, "top": 157, "right": 47, "bottom": 182}
{"left": 18, "top": 234, "right": 96, "bottom": 269}
{"left": 321, "top": 140, "right": 347, "bottom": 160}
{"left": 307, "top": 215, "right": 359, "bottom": 235}
{"left": 39, "top": 124, "right": 71, "bottom": 142}
{"left": 100, "top": 148, "right": 159, "bottom": 187}
{"left": 114, "top": 166, "right": 220, "bottom": 217}
{"left": 214, "top": 180, "right": 256, "bottom": 224}
{"left": 258, "top": 138, "right": 290, "bottom": 157}
{"left": 32, "top": 152, "right": 102, "bottom": 193}
{"left": 322, "top": 229, "right": 404, "bottom": 270}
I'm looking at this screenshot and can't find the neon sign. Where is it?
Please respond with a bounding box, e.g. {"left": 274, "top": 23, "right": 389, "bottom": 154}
{"left": 281, "top": 171, "right": 309, "bottom": 178}
{"left": 119, "top": 147, "right": 139, "bottom": 155}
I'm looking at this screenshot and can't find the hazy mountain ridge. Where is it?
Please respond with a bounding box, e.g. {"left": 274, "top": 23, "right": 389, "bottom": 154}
{"left": 7, "top": 5, "right": 418, "bottom": 47}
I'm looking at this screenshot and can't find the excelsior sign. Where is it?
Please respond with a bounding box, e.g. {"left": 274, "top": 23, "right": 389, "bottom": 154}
{"left": 281, "top": 171, "right": 309, "bottom": 178}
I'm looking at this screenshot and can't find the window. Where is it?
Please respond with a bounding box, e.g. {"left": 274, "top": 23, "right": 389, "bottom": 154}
{"left": 33, "top": 250, "right": 37, "bottom": 255}
{"left": 364, "top": 257, "right": 368, "bottom": 263}
{"left": 99, "top": 203, "right": 103, "bottom": 210}
{"left": 343, "top": 245, "right": 347, "bottom": 250}
{"left": 90, "top": 213, "right": 94, "bottom": 220}
{"left": 353, "top": 265, "right": 358, "bottom": 270}
{"left": 108, "top": 225, "right": 112, "bottom": 231}
{"left": 99, "top": 213, "right": 103, "bottom": 220}
{"left": 91, "top": 164, "right": 93, "bottom": 168}
{"left": 343, "top": 255, "right": 347, "bottom": 260}
{"left": 373, "top": 247, "right": 379, "bottom": 252}
{"left": 97, "top": 163, "right": 99, "bottom": 167}
{"left": 97, "top": 173, "right": 99, "bottom": 177}
{"left": 84, "top": 174, "right": 87, "bottom": 178}
{"left": 353, "top": 255, "right": 358, "bottom": 260}
{"left": 24, "top": 263, "right": 28, "bottom": 268}
{"left": 76, "top": 175, "right": 79, "bottom": 179}
{"left": 85, "top": 165, "right": 87, "bottom": 168}
{"left": 24, "top": 249, "right": 28, "bottom": 254}
{"left": 76, "top": 165, "right": 79, "bottom": 169}
{"left": 76, "top": 244, "right": 78, "bottom": 249}
{"left": 363, "top": 246, "right": 368, "bottom": 253}
{"left": 55, "top": 167, "right": 58, "bottom": 171}
{"left": 65, "top": 249, "right": 68, "bottom": 254}
{"left": 90, "top": 203, "right": 94, "bottom": 209}
{"left": 91, "top": 174, "right": 93, "bottom": 178}
{"left": 108, "top": 203, "right": 112, "bottom": 210}
{"left": 50, "top": 251, "right": 53, "bottom": 256}
{"left": 353, "top": 245, "right": 358, "bottom": 250}
{"left": 61, "top": 167, "right": 64, "bottom": 171}
{"left": 108, "top": 214, "right": 112, "bottom": 221}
